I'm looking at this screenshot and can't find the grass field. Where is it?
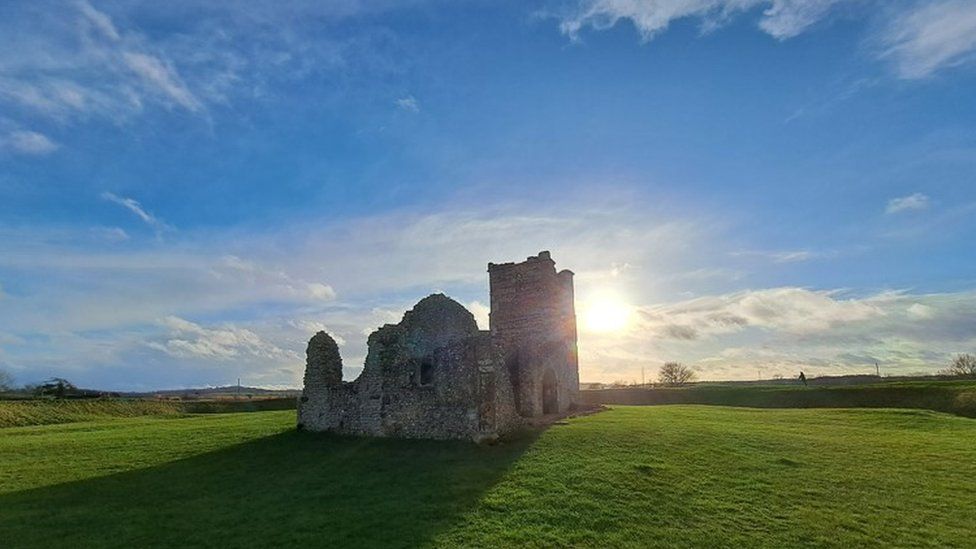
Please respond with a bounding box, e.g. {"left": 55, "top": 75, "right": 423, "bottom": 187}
{"left": 583, "top": 379, "right": 976, "bottom": 418}
{"left": 0, "top": 397, "right": 297, "bottom": 428}
{"left": 2, "top": 406, "right": 975, "bottom": 548}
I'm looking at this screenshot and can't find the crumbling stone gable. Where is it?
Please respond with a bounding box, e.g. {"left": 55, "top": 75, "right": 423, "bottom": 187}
{"left": 298, "top": 252, "right": 580, "bottom": 440}
{"left": 298, "top": 294, "right": 521, "bottom": 441}
{"left": 304, "top": 331, "right": 343, "bottom": 388}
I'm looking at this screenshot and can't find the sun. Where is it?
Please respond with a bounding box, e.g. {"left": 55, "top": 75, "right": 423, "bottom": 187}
{"left": 583, "top": 296, "right": 633, "bottom": 333}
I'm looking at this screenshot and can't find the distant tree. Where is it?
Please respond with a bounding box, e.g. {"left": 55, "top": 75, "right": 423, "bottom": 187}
{"left": 0, "top": 368, "right": 13, "bottom": 392}
{"left": 34, "top": 377, "right": 77, "bottom": 398}
{"left": 940, "top": 354, "right": 976, "bottom": 377}
{"left": 659, "top": 362, "right": 697, "bottom": 386}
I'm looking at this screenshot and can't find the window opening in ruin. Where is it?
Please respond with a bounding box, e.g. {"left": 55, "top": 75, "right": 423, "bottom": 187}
{"left": 420, "top": 360, "right": 435, "bottom": 386}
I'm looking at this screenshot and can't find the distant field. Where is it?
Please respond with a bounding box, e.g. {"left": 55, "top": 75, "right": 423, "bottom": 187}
{"left": 583, "top": 379, "right": 976, "bottom": 418}
{"left": 0, "top": 397, "right": 296, "bottom": 428}
{"left": 2, "top": 406, "right": 974, "bottom": 548}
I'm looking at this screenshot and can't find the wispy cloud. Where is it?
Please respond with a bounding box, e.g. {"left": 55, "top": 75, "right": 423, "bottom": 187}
{"left": 557, "top": 0, "right": 852, "bottom": 42}
{"left": 556, "top": 0, "right": 976, "bottom": 79}
{"left": 121, "top": 52, "right": 202, "bottom": 112}
{"left": 878, "top": 0, "right": 976, "bottom": 79}
{"left": 0, "top": 1, "right": 206, "bottom": 123}
{"left": 886, "top": 192, "right": 930, "bottom": 214}
{"left": 76, "top": 0, "right": 120, "bottom": 41}
{"left": 0, "top": 1, "right": 417, "bottom": 134}
{"left": 639, "top": 287, "right": 885, "bottom": 340}
{"left": 0, "top": 194, "right": 720, "bottom": 387}
{"left": 90, "top": 226, "right": 130, "bottom": 242}
{"left": 1, "top": 130, "right": 59, "bottom": 155}
{"left": 730, "top": 249, "right": 828, "bottom": 263}
{"left": 395, "top": 95, "right": 420, "bottom": 112}
{"left": 149, "top": 316, "right": 299, "bottom": 362}
{"left": 100, "top": 191, "right": 171, "bottom": 234}
{"left": 2, "top": 192, "right": 973, "bottom": 387}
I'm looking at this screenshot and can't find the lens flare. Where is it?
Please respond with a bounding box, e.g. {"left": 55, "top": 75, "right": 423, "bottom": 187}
{"left": 584, "top": 296, "right": 632, "bottom": 333}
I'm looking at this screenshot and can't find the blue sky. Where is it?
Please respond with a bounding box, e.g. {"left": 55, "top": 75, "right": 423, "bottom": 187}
{"left": 1, "top": 0, "right": 975, "bottom": 389}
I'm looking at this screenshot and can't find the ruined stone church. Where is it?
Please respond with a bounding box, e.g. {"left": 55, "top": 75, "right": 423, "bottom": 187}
{"left": 297, "top": 251, "right": 579, "bottom": 441}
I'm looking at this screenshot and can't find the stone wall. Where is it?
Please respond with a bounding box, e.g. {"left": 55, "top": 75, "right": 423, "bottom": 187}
{"left": 298, "top": 294, "right": 521, "bottom": 441}
{"left": 488, "top": 251, "right": 579, "bottom": 416}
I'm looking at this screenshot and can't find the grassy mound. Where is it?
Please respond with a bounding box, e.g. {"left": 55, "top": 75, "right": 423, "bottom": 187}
{"left": 0, "top": 397, "right": 297, "bottom": 428}
{"left": 1, "top": 406, "right": 974, "bottom": 547}
{"left": 583, "top": 379, "right": 976, "bottom": 417}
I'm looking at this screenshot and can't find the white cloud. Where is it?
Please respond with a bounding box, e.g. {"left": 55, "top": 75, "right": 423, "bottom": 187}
{"left": 558, "top": 0, "right": 976, "bottom": 79}
{"left": 579, "top": 287, "right": 976, "bottom": 382}
{"left": 886, "top": 192, "right": 930, "bottom": 214}
{"left": 121, "top": 52, "right": 202, "bottom": 112}
{"left": 100, "top": 191, "right": 171, "bottom": 234}
{"left": 0, "top": 1, "right": 418, "bottom": 131}
{"left": 0, "top": 2, "right": 205, "bottom": 123}
{"left": 0, "top": 193, "right": 717, "bottom": 387}
{"left": 638, "top": 287, "right": 884, "bottom": 340}
{"left": 758, "top": 0, "right": 847, "bottom": 39}
{"left": 1, "top": 194, "right": 972, "bottom": 387}
{"left": 879, "top": 0, "right": 976, "bottom": 79}
{"left": 467, "top": 300, "right": 490, "bottom": 330}
{"left": 558, "top": 0, "right": 850, "bottom": 42}
{"left": 907, "top": 302, "right": 933, "bottom": 319}
{"left": 288, "top": 320, "right": 347, "bottom": 346}
{"left": 76, "top": 0, "right": 120, "bottom": 42}
{"left": 395, "top": 95, "right": 420, "bottom": 112}
{"left": 2, "top": 130, "right": 59, "bottom": 155}
{"left": 149, "top": 315, "right": 299, "bottom": 362}
{"left": 307, "top": 282, "right": 338, "bottom": 301}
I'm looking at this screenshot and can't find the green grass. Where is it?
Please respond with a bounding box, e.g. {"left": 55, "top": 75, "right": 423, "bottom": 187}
{"left": 1, "top": 406, "right": 975, "bottom": 548}
{"left": 583, "top": 379, "right": 976, "bottom": 418}
{"left": 0, "top": 398, "right": 297, "bottom": 428}
{"left": 0, "top": 399, "right": 186, "bottom": 428}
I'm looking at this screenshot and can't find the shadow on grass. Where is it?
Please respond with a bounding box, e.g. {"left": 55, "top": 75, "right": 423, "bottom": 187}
{"left": 0, "top": 430, "right": 539, "bottom": 548}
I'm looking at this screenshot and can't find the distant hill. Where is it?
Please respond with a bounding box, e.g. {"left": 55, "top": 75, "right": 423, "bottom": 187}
{"left": 121, "top": 386, "right": 300, "bottom": 399}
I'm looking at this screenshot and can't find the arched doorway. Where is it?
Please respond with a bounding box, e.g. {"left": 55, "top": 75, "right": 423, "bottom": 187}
{"left": 542, "top": 368, "right": 558, "bottom": 414}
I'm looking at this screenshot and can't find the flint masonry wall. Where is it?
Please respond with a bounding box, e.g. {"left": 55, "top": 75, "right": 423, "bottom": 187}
{"left": 488, "top": 251, "right": 579, "bottom": 416}
{"left": 297, "top": 294, "right": 521, "bottom": 441}
{"left": 298, "top": 252, "right": 580, "bottom": 440}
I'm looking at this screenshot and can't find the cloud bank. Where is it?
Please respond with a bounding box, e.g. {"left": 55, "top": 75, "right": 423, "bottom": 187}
{"left": 0, "top": 192, "right": 972, "bottom": 389}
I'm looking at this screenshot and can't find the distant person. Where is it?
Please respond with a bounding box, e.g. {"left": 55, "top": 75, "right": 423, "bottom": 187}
{"left": 798, "top": 371, "right": 807, "bottom": 386}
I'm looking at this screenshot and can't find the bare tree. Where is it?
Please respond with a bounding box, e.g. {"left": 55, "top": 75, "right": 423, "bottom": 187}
{"left": 659, "top": 362, "right": 697, "bottom": 386}
{"left": 0, "top": 368, "right": 13, "bottom": 392}
{"left": 34, "top": 377, "right": 77, "bottom": 398}
{"left": 940, "top": 354, "right": 976, "bottom": 377}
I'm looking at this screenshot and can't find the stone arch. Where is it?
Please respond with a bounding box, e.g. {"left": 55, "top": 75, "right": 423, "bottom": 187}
{"left": 505, "top": 350, "right": 522, "bottom": 412}
{"left": 541, "top": 367, "right": 558, "bottom": 414}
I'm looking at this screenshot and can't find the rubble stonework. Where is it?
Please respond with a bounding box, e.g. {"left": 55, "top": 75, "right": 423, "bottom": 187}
{"left": 297, "top": 252, "right": 579, "bottom": 441}
{"left": 488, "top": 251, "right": 579, "bottom": 417}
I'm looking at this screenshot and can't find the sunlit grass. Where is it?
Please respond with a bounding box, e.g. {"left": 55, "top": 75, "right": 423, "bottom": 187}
{"left": 2, "top": 406, "right": 974, "bottom": 547}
